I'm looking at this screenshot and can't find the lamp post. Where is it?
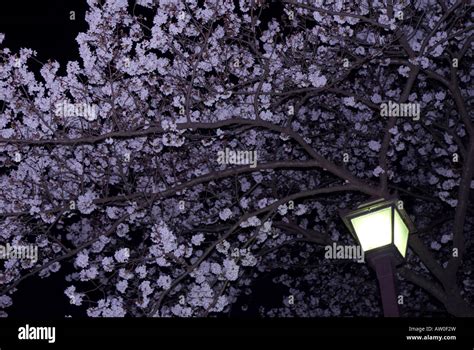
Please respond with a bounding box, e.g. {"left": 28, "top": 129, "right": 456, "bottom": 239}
{"left": 341, "top": 198, "right": 415, "bottom": 317}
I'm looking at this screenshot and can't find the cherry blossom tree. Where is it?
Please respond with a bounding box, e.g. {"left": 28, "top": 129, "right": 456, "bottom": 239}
{"left": 0, "top": 0, "right": 472, "bottom": 317}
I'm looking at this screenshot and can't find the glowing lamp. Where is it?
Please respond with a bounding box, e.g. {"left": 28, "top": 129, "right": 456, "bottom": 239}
{"left": 341, "top": 198, "right": 414, "bottom": 264}
{"left": 340, "top": 198, "right": 416, "bottom": 317}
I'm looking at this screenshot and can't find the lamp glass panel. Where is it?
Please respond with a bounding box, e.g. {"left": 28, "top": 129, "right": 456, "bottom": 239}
{"left": 394, "top": 210, "right": 410, "bottom": 257}
{"left": 350, "top": 207, "right": 392, "bottom": 252}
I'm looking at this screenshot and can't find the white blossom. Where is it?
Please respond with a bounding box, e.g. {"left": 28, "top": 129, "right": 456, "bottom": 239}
{"left": 223, "top": 258, "right": 240, "bottom": 281}
{"left": 75, "top": 251, "right": 89, "bottom": 268}
{"left": 77, "top": 190, "right": 98, "bottom": 215}
{"left": 65, "top": 286, "right": 84, "bottom": 306}
{"left": 219, "top": 208, "right": 233, "bottom": 221}
{"left": 157, "top": 275, "right": 172, "bottom": 290}
{"left": 191, "top": 233, "right": 205, "bottom": 246}
{"left": 373, "top": 166, "right": 385, "bottom": 177}
{"left": 116, "top": 280, "right": 128, "bottom": 293}
{"left": 114, "top": 248, "right": 130, "bottom": 263}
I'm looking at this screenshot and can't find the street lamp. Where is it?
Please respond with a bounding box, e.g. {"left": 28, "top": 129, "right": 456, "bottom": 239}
{"left": 341, "top": 197, "right": 415, "bottom": 317}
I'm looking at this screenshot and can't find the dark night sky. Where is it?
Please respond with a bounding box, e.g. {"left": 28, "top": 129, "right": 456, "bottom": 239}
{"left": 0, "top": 0, "right": 87, "bottom": 65}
